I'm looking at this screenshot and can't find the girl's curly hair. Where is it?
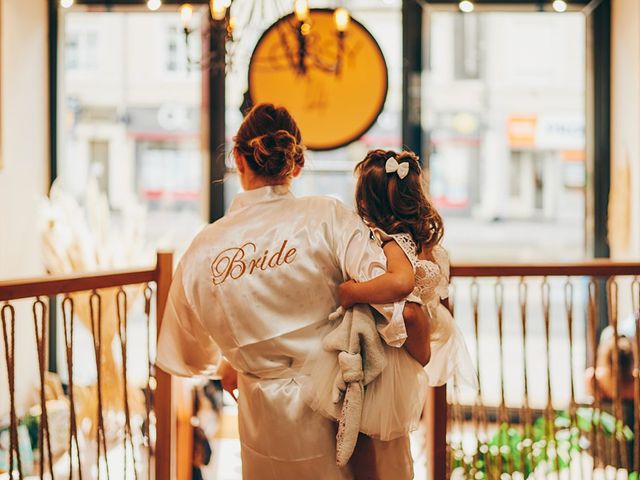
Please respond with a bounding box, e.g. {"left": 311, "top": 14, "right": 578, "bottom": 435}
{"left": 354, "top": 149, "right": 444, "bottom": 253}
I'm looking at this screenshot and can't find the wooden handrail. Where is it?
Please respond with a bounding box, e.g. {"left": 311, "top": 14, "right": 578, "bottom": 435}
{"left": 428, "top": 261, "right": 640, "bottom": 480}
{"left": 7, "top": 257, "right": 638, "bottom": 480}
{"left": 450, "top": 260, "right": 640, "bottom": 277}
{"left": 0, "top": 252, "right": 192, "bottom": 480}
{"left": 0, "top": 267, "right": 158, "bottom": 301}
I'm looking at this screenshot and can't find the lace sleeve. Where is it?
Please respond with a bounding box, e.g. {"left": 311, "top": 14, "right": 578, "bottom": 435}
{"left": 369, "top": 229, "right": 419, "bottom": 271}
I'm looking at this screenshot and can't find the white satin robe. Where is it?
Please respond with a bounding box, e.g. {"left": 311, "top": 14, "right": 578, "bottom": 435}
{"left": 157, "top": 185, "right": 414, "bottom": 479}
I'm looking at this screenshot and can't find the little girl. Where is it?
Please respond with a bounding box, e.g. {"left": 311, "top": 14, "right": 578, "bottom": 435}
{"left": 302, "top": 149, "right": 476, "bottom": 470}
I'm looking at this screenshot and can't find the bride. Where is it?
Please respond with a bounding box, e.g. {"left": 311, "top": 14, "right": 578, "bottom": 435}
{"left": 157, "top": 103, "right": 426, "bottom": 479}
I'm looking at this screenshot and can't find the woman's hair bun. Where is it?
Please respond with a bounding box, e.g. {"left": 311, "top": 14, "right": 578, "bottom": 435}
{"left": 248, "top": 130, "right": 305, "bottom": 179}
{"left": 233, "top": 103, "right": 306, "bottom": 180}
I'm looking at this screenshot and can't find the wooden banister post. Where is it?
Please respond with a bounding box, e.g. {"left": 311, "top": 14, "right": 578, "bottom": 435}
{"left": 425, "top": 385, "right": 448, "bottom": 480}
{"left": 425, "top": 297, "right": 451, "bottom": 480}
{"left": 154, "top": 251, "right": 194, "bottom": 480}
{"left": 155, "top": 251, "right": 174, "bottom": 480}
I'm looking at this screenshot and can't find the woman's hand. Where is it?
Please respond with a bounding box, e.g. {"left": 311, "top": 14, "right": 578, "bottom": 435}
{"left": 403, "top": 303, "right": 431, "bottom": 366}
{"left": 216, "top": 358, "right": 238, "bottom": 402}
{"left": 338, "top": 280, "right": 358, "bottom": 309}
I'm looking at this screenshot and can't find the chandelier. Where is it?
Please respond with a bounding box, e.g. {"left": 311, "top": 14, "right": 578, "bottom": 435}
{"left": 179, "top": 0, "right": 351, "bottom": 74}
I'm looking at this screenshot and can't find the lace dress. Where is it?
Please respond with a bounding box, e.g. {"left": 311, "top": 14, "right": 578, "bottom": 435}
{"left": 302, "top": 230, "right": 477, "bottom": 442}
{"left": 385, "top": 232, "right": 477, "bottom": 389}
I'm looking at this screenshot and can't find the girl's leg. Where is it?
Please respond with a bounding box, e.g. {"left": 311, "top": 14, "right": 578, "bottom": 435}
{"left": 350, "top": 433, "right": 380, "bottom": 480}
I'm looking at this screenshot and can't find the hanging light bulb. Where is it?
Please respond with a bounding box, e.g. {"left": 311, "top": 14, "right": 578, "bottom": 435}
{"left": 334, "top": 8, "right": 350, "bottom": 33}
{"left": 458, "top": 0, "right": 474, "bottom": 13}
{"left": 300, "top": 22, "right": 312, "bottom": 35}
{"left": 294, "top": 0, "right": 310, "bottom": 22}
{"left": 60, "top": 0, "right": 74, "bottom": 7}
{"left": 147, "top": 0, "right": 162, "bottom": 11}
{"left": 552, "top": 0, "right": 568, "bottom": 12}
{"left": 180, "top": 4, "right": 193, "bottom": 30}
{"left": 210, "top": 0, "right": 227, "bottom": 21}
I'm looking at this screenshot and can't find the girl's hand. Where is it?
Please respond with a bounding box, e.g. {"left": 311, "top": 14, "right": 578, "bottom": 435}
{"left": 338, "top": 280, "right": 358, "bottom": 309}
{"left": 216, "top": 358, "right": 238, "bottom": 402}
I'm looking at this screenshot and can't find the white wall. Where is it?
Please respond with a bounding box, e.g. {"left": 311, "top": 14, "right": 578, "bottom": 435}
{"left": 0, "top": 0, "right": 48, "bottom": 278}
{"left": 610, "top": 0, "right": 640, "bottom": 259}
{"left": 0, "top": 0, "right": 48, "bottom": 416}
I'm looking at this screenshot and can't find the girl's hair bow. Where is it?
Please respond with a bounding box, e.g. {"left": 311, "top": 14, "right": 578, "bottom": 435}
{"left": 385, "top": 156, "right": 410, "bottom": 179}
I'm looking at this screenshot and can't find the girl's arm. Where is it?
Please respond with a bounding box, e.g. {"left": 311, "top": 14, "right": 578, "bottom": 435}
{"left": 339, "top": 241, "right": 414, "bottom": 309}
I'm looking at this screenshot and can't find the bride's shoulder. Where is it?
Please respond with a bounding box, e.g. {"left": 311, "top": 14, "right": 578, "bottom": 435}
{"left": 299, "top": 195, "right": 360, "bottom": 221}
{"left": 299, "top": 194, "right": 349, "bottom": 210}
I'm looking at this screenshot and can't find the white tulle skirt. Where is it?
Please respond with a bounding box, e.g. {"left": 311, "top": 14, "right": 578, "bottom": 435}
{"left": 301, "top": 302, "right": 477, "bottom": 442}
{"left": 424, "top": 302, "right": 478, "bottom": 391}
{"left": 301, "top": 332, "right": 428, "bottom": 441}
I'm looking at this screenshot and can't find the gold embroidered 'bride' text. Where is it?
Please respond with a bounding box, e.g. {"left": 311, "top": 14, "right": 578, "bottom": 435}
{"left": 210, "top": 240, "right": 297, "bottom": 285}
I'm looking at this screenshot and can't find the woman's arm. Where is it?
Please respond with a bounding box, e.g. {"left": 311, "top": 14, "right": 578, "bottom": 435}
{"left": 338, "top": 241, "right": 414, "bottom": 309}
{"left": 402, "top": 303, "right": 431, "bottom": 366}
{"left": 157, "top": 262, "right": 222, "bottom": 377}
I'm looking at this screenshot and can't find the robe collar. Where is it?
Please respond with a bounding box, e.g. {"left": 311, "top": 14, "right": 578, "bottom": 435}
{"left": 228, "top": 184, "right": 293, "bottom": 213}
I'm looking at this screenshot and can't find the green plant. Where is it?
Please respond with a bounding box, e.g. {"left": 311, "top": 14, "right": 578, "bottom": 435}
{"left": 450, "top": 408, "right": 635, "bottom": 477}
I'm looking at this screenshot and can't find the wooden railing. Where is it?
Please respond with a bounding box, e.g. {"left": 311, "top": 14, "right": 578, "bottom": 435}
{"left": 4, "top": 257, "right": 638, "bottom": 479}
{"left": 424, "top": 261, "right": 640, "bottom": 480}
{"left": 0, "top": 252, "right": 192, "bottom": 480}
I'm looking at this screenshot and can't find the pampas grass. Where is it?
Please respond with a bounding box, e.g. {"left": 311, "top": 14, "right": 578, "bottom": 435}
{"left": 40, "top": 178, "right": 152, "bottom": 439}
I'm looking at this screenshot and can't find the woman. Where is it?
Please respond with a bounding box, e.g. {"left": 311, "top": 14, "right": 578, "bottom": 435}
{"left": 157, "top": 103, "right": 426, "bottom": 479}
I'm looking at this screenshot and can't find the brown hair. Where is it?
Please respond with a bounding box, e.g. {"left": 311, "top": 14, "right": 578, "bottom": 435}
{"left": 354, "top": 149, "right": 444, "bottom": 253}
{"left": 233, "top": 103, "right": 305, "bottom": 181}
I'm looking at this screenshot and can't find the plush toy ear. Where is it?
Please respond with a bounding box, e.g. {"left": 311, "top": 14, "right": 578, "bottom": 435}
{"left": 335, "top": 382, "right": 364, "bottom": 467}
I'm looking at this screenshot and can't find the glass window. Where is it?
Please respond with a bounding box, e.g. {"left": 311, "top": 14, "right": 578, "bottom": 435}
{"left": 58, "top": 10, "right": 207, "bottom": 255}
{"left": 64, "top": 26, "right": 98, "bottom": 72}
{"left": 166, "top": 25, "right": 180, "bottom": 72}
{"left": 65, "top": 32, "right": 79, "bottom": 70}
{"left": 453, "top": 16, "right": 480, "bottom": 80}
{"left": 424, "top": 11, "right": 586, "bottom": 261}
{"left": 164, "top": 22, "right": 200, "bottom": 74}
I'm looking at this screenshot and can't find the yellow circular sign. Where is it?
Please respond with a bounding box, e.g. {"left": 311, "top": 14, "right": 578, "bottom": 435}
{"left": 248, "top": 9, "right": 388, "bottom": 151}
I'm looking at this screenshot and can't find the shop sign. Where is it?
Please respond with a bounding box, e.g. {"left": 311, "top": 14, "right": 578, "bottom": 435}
{"left": 508, "top": 114, "right": 584, "bottom": 149}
